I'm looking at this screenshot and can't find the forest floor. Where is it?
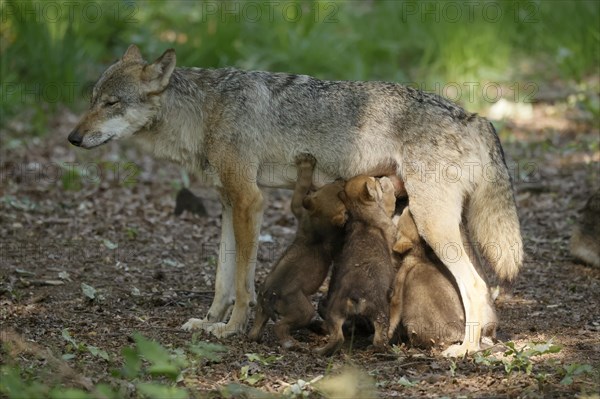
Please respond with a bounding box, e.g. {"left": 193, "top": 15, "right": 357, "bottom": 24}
{"left": 1, "top": 99, "right": 599, "bottom": 398}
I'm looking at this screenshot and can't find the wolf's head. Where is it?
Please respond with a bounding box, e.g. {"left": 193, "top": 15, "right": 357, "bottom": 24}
{"left": 68, "top": 45, "right": 176, "bottom": 149}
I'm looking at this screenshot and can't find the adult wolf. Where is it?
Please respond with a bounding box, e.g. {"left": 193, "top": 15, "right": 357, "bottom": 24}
{"left": 68, "top": 45, "right": 522, "bottom": 356}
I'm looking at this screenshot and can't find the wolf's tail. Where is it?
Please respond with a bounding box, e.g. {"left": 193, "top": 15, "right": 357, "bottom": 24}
{"left": 466, "top": 121, "right": 523, "bottom": 282}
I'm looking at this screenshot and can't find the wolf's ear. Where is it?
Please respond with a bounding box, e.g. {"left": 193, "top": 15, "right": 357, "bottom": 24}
{"left": 393, "top": 236, "right": 413, "bottom": 254}
{"left": 122, "top": 44, "right": 143, "bottom": 62}
{"left": 142, "top": 48, "right": 177, "bottom": 93}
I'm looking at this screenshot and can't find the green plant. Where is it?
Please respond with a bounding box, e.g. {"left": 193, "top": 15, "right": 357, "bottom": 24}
{"left": 61, "top": 329, "right": 110, "bottom": 361}
{"left": 238, "top": 353, "right": 283, "bottom": 386}
{"left": 502, "top": 341, "right": 562, "bottom": 375}
{"left": 0, "top": 332, "right": 232, "bottom": 399}
{"left": 124, "top": 333, "right": 188, "bottom": 381}
{"left": 239, "top": 365, "right": 265, "bottom": 386}
{"left": 472, "top": 340, "right": 564, "bottom": 378}
{"left": 244, "top": 353, "right": 283, "bottom": 366}
{"left": 2, "top": 0, "right": 599, "bottom": 133}
{"left": 560, "top": 363, "right": 594, "bottom": 385}
{"left": 188, "top": 340, "right": 228, "bottom": 362}
{"left": 448, "top": 359, "right": 458, "bottom": 377}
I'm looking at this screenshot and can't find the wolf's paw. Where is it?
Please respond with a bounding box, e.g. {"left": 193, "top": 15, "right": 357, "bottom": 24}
{"left": 294, "top": 153, "right": 317, "bottom": 168}
{"left": 442, "top": 342, "right": 480, "bottom": 358}
{"left": 206, "top": 322, "right": 241, "bottom": 339}
{"left": 181, "top": 318, "right": 213, "bottom": 331}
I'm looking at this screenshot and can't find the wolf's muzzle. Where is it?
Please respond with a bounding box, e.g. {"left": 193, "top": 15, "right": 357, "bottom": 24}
{"left": 68, "top": 129, "right": 83, "bottom": 147}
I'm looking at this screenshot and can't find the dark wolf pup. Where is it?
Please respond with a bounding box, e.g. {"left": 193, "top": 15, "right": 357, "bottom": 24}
{"left": 316, "top": 175, "right": 397, "bottom": 356}
{"left": 249, "top": 154, "right": 345, "bottom": 348}
{"left": 68, "top": 45, "right": 522, "bottom": 356}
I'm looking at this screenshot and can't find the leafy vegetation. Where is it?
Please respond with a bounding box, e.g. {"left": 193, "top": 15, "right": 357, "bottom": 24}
{"left": 1, "top": 336, "right": 595, "bottom": 398}
{"left": 1, "top": 0, "right": 599, "bottom": 132}
{"left": 0, "top": 332, "right": 226, "bottom": 399}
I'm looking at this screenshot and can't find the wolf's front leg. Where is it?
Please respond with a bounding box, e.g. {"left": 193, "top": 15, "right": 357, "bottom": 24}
{"left": 182, "top": 201, "right": 237, "bottom": 332}
{"left": 207, "top": 180, "right": 264, "bottom": 338}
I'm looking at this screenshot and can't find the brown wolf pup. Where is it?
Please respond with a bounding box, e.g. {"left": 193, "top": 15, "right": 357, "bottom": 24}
{"left": 249, "top": 155, "right": 346, "bottom": 348}
{"left": 389, "top": 207, "right": 464, "bottom": 348}
{"left": 388, "top": 207, "right": 497, "bottom": 348}
{"left": 316, "top": 176, "right": 397, "bottom": 356}
{"left": 570, "top": 189, "right": 600, "bottom": 268}
{"left": 389, "top": 207, "right": 497, "bottom": 349}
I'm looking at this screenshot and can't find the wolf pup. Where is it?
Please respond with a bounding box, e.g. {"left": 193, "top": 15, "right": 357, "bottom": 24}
{"left": 316, "top": 175, "right": 397, "bottom": 356}
{"left": 389, "top": 207, "right": 490, "bottom": 349}
{"left": 249, "top": 154, "right": 345, "bottom": 348}
{"left": 570, "top": 189, "right": 600, "bottom": 268}
{"left": 68, "top": 45, "right": 522, "bottom": 356}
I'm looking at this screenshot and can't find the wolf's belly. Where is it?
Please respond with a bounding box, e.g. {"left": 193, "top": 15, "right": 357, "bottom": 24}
{"left": 256, "top": 163, "right": 337, "bottom": 189}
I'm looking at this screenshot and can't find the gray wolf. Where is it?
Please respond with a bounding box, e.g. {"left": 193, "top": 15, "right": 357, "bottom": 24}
{"left": 570, "top": 189, "right": 600, "bottom": 267}
{"left": 68, "top": 45, "right": 522, "bottom": 356}
{"left": 389, "top": 206, "right": 497, "bottom": 349}
{"left": 316, "top": 175, "right": 397, "bottom": 356}
{"left": 249, "top": 154, "right": 345, "bottom": 348}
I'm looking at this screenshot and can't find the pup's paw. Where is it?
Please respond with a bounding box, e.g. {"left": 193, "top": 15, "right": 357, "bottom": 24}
{"left": 367, "top": 342, "right": 390, "bottom": 354}
{"left": 295, "top": 153, "right": 317, "bottom": 168}
{"left": 315, "top": 339, "right": 343, "bottom": 357}
{"left": 181, "top": 318, "right": 213, "bottom": 331}
{"left": 280, "top": 338, "right": 300, "bottom": 350}
{"left": 442, "top": 342, "right": 480, "bottom": 358}
{"left": 206, "top": 322, "right": 241, "bottom": 339}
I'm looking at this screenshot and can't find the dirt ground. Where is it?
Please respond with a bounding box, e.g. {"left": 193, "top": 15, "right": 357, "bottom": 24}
{"left": 1, "top": 102, "right": 599, "bottom": 398}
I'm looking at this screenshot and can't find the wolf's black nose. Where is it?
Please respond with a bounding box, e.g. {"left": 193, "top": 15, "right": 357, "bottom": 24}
{"left": 68, "top": 130, "right": 83, "bottom": 146}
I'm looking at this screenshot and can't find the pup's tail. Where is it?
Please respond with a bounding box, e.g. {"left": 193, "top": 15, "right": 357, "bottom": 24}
{"left": 466, "top": 121, "right": 523, "bottom": 282}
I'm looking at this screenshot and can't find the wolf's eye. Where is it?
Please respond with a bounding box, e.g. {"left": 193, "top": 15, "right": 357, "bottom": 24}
{"left": 104, "top": 99, "right": 120, "bottom": 107}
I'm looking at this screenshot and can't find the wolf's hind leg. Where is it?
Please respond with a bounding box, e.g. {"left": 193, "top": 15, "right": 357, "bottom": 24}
{"left": 407, "top": 188, "right": 490, "bottom": 357}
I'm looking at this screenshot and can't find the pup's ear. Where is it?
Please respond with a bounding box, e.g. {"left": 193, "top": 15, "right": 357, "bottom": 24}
{"left": 302, "top": 195, "right": 314, "bottom": 211}
{"left": 122, "top": 44, "right": 143, "bottom": 62}
{"left": 331, "top": 208, "right": 348, "bottom": 227}
{"left": 393, "top": 236, "right": 413, "bottom": 254}
{"left": 338, "top": 190, "right": 348, "bottom": 204}
{"left": 364, "top": 180, "right": 378, "bottom": 202}
{"left": 142, "top": 48, "right": 176, "bottom": 93}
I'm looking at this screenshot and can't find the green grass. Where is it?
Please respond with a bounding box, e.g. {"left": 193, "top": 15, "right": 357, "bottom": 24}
{"left": 1, "top": 0, "right": 598, "bottom": 133}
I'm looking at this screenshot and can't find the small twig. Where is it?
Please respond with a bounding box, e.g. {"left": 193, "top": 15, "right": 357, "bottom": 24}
{"left": 29, "top": 279, "right": 65, "bottom": 286}
{"left": 398, "top": 361, "right": 431, "bottom": 369}
{"left": 174, "top": 289, "right": 215, "bottom": 297}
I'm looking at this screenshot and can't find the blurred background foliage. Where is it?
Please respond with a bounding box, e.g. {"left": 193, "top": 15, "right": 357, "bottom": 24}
{"left": 0, "top": 0, "right": 598, "bottom": 134}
